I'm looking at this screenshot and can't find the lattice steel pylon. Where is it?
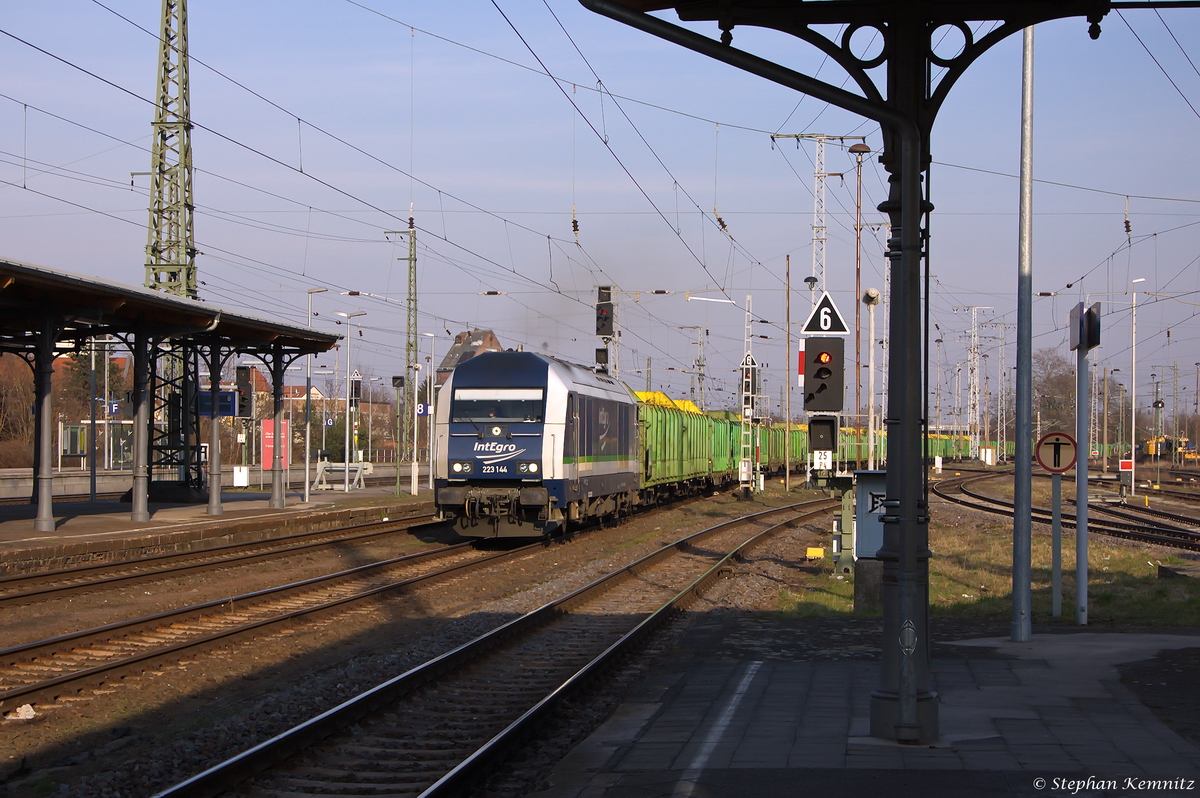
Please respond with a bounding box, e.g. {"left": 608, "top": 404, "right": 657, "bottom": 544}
{"left": 144, "top": 0, "right": 196, "bottom": 298}
{"left": 739, "top": 296, "right": 758, "bottom": 497}
{"left": 773, "top": 134, "right": 849, "bottom": 295}
{"left": 956, "top": 306, "right": 991, "bottom": 459}
{"left": 811, "top": 135, "right": 828, "bottom": 292}
{"left": 143, "top": 0, "right": 203, "bottom": 498}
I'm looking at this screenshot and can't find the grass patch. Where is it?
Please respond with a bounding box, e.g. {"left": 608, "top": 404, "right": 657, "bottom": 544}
{"left": 931, "top": 515, "right": 1200, "bottom": 625}
{"left": 775, "top": 509, "right": 1200, "bottom": 625}
{"left": 777, "top": 569, "right": 856, "bottom": 616}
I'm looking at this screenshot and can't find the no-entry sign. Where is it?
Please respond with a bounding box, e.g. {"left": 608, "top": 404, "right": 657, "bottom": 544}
{"left": 1036, "top": 432, "right": 1077, "bottom": 473}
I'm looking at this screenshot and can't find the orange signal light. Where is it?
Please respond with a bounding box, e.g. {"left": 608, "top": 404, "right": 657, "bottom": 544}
{"left": 816, "top": 352, "right": 833, "bottom": 364}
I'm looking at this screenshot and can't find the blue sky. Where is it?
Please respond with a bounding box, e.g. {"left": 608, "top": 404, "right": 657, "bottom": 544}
{"left": 1, "top": 2, "right": 1199, "bottom": 429}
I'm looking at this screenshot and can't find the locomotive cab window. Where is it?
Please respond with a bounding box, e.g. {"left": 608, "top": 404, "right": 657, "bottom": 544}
{"left": 452, "top": 388, "right": 545, "bottom": 423}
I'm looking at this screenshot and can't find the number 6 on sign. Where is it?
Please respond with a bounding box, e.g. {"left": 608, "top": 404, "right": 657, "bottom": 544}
{"left": 801, "top": 292, "right": 849, "bottom": 335}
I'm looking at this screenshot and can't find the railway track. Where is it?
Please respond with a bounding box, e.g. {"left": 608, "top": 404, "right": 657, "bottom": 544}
{"left": 0, "top": 539, "right": 526, "bottom": 713}
{"left": 153, "top": 498, "right": 837, "bottom": 798}
{"left": 1082, "top": 500, "right": 1200, "bottom": 532}
{"left": 933, "top": 472, "right": 1200, "bottom": 551}
{"left": 0, "top": 511, "right": 435, "bottom": 607}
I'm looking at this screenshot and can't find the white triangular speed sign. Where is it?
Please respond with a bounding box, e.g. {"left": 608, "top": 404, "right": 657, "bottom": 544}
{"left": 801, "top": 292, "right": 850, "bottom": 335}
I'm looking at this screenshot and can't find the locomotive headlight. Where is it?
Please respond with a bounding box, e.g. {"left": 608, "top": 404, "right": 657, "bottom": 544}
{"left": 517, "top": 462, "right": 540, "bottom": 474}
{"left": 452, "top": 462, "right": 462, "bottom": 473}
{"left": 527, "top": 462, "right": 538, "bottom": 473}
{"left": 451, "top": 461, "right": 473, "bottom": 474}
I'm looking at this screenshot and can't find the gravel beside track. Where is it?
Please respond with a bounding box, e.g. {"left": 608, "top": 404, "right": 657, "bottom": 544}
{"left": 0, "top": 516, "right": 436, "bottom": 608}
{"left": 0, "top": 489, "right": 821, "bottom": 797}
{"left": 6, "top": 484, "right": 1197, "bottom": 798}
{"left": 183, "top": 503, "right": 831, "bottom": 797}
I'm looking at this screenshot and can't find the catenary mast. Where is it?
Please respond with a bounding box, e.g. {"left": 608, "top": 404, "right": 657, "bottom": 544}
{"left": 144, "top": 0, "right": 196, "bottom": 298}
{"left": 142, "top": 0, "right": 204, "bottom": 499}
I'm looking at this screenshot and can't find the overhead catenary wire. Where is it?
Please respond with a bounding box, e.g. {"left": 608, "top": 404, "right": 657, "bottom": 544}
{"left": 492, "top": 0, "right": 736, "bottom": 300}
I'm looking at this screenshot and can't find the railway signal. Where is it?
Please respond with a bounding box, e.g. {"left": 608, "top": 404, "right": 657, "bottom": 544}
{"left": 809, "top": 416, "right": 837, "bottom": 453}
{"left": 596, "top": 286, "right": 614, "bottom": 336}
{"left": 803, "top": 337, "right": 844, "bottom": 412}
{"left": 235, "top": 365, "right": 253, "bottom": 418}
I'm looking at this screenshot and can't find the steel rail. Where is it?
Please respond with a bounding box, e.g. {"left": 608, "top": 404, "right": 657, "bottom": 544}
{"left": 933, "top": 473, "right": 1200, "bottom": 551}
{"left": 0, "top": 512, "right": 435, "bottom": 605}
{"left": 0, "top": 540, "right": 527, "bottom": 710}
{"left": 152, "top": 498, "right": 837, "bottom": 798}
{"left": 420, "top": 501, "right": 836, "bottom": 798}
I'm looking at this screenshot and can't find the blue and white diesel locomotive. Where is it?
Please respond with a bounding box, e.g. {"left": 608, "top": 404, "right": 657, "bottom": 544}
{"left": 434, "top": 350, "right": 640, "bottom": 537}
{"left": 434, "top": 350, "right": 972, "bottom": 539}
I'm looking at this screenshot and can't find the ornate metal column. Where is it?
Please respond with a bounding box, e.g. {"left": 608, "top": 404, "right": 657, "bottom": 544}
{"left": 33, "top": 316, "right": 58, "bottom": 533}
{"left": 131, "top": 332, "right": 153, "bottom": 523}
{"left": 206, "top": 344, "right": 233, "bottom": 516}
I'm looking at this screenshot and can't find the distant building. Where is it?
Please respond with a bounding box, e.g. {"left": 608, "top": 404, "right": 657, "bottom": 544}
{"left": 435, "top": 329, "right": 503, "bottom": 385}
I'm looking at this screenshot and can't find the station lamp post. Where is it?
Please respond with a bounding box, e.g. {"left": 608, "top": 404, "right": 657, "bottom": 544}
{"left": 304, "top": 287, "right": 327, "bottom": 504}
{"left": 1131, "top": 277, "right": 1145, "bottom": 494}
{"left": 421, "top": 332, "right": 437, "bottom": 491}
{"left": 1107, "top": 368, "right": 1120, "bottom": 472}
{"left": 335, "top": 310, "right": 366, "bottom": 492}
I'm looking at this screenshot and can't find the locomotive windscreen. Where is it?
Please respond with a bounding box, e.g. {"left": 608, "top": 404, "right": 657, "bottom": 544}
{"left": 452, "top": 388, "right": 545, "bottom": 423}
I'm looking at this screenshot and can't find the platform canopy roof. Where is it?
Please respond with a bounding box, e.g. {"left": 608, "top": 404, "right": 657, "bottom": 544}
{"left": 0, "top": 257, "right": 340, "bottom": 355}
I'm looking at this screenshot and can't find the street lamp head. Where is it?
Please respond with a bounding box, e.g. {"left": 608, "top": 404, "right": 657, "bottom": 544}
{"left": 862, "top": 287, "right": 881, "bottom": 306}
{"left": 803, "top": 276, "right": 818, "bottom": 290}
{"left": 1132, "top": 278, "right": 1146, "bottom": 285}
{"left": 849, "top": 142, "right": 871, "bottom": 156}
{"left": 308, "top": 287, "right": 328, "bottom": 295}
{"left": 335, "top": 310, "right": 366, "bottom": 321}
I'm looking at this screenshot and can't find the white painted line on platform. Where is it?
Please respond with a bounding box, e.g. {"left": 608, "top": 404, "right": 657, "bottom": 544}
{"left": 673, "top": 660, "right": 763, "bottom": 797}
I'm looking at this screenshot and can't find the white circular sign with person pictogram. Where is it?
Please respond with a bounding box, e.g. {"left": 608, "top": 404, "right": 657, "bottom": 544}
{"left": 1035, "top": 432, "right": 1077, "bottom": 473}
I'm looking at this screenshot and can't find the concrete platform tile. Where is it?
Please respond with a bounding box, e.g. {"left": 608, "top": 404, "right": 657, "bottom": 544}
{"left": 900, "top": 756, "right": 965, "bottom": 770}
{"left": 951, "top": 736, "right": 1009, "bottom": 751}
{"left": 528, "top": 770, "right": 625, "bottom": 798}
{"left": 637, "top": 730, "right": 697, "bottom": 744}
{"left": 1045, "top": 725, "right": 1112, "bottom": 745}
{"left": 787, "top": 748, "right": 847, "bottom": 769}
{"left": 796, "top": 725, "right": 850, "bottom": 738}
{"left": 1009, "top": 752, "right": 1082, "bottom": 771}
{"left": 614, "top": 743, "right": 685, "bottom": 772}
{"left": 728, "top": 753, "right": 790, "bottom": 769}
{"left": 957, "top": 752, "right": 1024, "bottom": 770}
{"left": 994, "top": 717, "right": 1052, "bottom": 733}
{"left": 1037, "top": 705, "right": 1089, "bottom": 721}
{"left": 1060, "top": 741, "right": 1128, "bottom": 759}
{"left": 1123, "top": 753, "right": 1200, "bottom": 774}
{"left": 844, "top": 755, "right": 908, "bottom": 770}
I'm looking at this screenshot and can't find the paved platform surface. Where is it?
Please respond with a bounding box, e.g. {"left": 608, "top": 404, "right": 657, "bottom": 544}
{"left": 0, "top": 484, "right": 433, "bottom": 568}
{"left": 534, "top": 621, "right": 1200, "bottom": 798}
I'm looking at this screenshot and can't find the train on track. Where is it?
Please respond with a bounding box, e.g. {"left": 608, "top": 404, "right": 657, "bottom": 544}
{"left": 433, "top": 350, "right": 968, "bottom": 537}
